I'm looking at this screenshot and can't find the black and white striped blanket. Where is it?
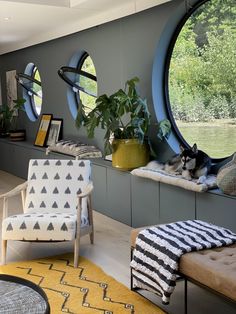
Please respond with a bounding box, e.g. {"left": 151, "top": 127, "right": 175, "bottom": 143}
{"left": 130, "top": 220, "right": 236, "bottom": 304}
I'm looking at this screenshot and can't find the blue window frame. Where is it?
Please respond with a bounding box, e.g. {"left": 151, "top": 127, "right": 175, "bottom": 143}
{"left": 153, "top": 0, "right": 236, "bottom": 161}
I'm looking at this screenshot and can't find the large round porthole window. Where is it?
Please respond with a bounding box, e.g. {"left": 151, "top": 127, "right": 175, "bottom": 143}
{"left": 16, "top": 63, "right": 43, "bottom": 121}
{"left": 58, "top": 51, "right": 97, "bottom": 119}
{"left": 167, "top": 0, "right": 236, "bottom": 159}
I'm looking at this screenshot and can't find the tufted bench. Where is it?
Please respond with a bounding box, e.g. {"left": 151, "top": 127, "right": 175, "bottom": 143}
{"left": 130, "top": 227, "right": 236, "bottom": 312}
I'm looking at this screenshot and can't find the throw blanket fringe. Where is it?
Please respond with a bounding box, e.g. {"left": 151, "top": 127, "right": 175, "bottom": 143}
{"left": 130, "top": 220, "right": 236, "bottom": 304}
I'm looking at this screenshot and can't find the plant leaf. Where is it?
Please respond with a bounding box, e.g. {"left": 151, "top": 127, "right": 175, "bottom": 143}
{"left": 157, "top": 119, "right": 171, "bottom": 140}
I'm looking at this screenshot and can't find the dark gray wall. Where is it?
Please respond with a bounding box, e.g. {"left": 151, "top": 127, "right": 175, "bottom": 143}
{"left": 0, "top": 0, "right": 182, "bottom": 154}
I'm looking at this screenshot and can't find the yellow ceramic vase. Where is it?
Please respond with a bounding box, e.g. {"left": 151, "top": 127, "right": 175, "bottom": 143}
{"left": 112, "top": 139, "right": 149, "bottom": 171}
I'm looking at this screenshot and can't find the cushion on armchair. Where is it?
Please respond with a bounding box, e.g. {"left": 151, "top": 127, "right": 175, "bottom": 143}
{"left": 2, "top": 212, "right": 88, "bottom": 241}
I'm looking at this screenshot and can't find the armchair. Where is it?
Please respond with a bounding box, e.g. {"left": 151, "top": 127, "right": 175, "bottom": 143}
{"left": 1, "top": 159, "right": 94, "bottom": 267}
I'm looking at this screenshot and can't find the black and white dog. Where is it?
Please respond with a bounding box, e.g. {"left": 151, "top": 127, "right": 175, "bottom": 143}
{"left": 148, "top": 143, "right": 211, "bottom": 184}
{"left": 179, "top": 143, "right": 211, "bottom": 183}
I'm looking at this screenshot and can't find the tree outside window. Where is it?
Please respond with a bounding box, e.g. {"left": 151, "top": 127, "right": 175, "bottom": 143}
{"left": 168, "top": 0, "right": 236, "bottom": 158}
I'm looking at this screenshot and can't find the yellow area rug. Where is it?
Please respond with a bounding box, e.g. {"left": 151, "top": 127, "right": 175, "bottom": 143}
{"left": 0, "top": 254, "right": 165, "bottom": 314}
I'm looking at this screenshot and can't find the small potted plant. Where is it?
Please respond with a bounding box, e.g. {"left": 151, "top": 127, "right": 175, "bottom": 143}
{"left": 76, "top": 77, "right": 171, "bottom": 170}
{"left": 0, "top": 98, "right": 26, "bottom": 141}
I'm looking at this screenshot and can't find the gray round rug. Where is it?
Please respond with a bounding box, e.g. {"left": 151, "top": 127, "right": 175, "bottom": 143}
{"left": 0, "top": 275, "right": 50, "bottom": 314}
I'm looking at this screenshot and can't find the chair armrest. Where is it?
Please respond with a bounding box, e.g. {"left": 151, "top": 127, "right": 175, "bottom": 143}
{"left": 0, "top": 181, "right": 28, "bottom": 199}
{"left": 0, "top": 181, "right": 28, "bottom": 219}
{"left": 77, "top": 182, "right": 94, "bottom": 199}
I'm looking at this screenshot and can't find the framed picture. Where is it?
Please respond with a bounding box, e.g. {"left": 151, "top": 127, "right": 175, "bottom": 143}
{"left": 34, "top": 114, "right": 52, "bottom": 147}
{"left": 6, "top": 70, "right": 17, "bottom": 115}
{"left": 46, "top": 119, "right": 63, "bottom": 146}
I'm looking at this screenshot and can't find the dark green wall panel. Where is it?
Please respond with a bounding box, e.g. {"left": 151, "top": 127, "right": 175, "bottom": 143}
{"left": 196, "top": 192, "right": 236, "bottom": 232}
{"left": 107, "top": 168, "right": 131, "bottom": 225}
{"left": 131, "top": 175, "right": 159, "bottom": 228}
{"left": 91, "top": 164, "right": 107, "bottom": 215}
{"left": 160, "top": 183, "right": 195, "bottom": 223}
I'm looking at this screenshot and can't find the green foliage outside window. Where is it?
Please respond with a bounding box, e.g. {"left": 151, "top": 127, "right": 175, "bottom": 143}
{"left": 32, "top": 68, "right": 42, "bottom": 115}
{"left": 77, "top": 56, "right": 97, "bottom": 115}
{"left": 169, "top": 0, "right": 236, "bottom": 157}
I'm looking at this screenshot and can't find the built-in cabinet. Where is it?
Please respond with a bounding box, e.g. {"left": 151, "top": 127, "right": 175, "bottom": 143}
{"left": 159, "top": 184, "right": 196, "bottom": 224}
{"left": 196, "top": 191, "right": 236, "bottom": 233}
{"left": 131, "top": 175, "right": 159, "bottom": 227}
{"left": 91, "top": 164, "right": 107, "bottom": 214}
{"left": 107, "top": 169, "right": 131, "bottom": 225}
{"left": 0, "top": 138, "right": 236, "bottom": 232}
{"left": 0, "top": 140, "right": 40, "bottom": 177}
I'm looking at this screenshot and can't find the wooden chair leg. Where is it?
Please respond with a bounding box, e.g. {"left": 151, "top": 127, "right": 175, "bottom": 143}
{"left": 2, "top": 240, "right": 7, "bottom": 265}
{"left": 89, "top": 231, "right": 94, "bottom": 244}
{"left": 88, "top": 195, "right": 94, "bottom": 244}
{"left": 74, "top": 237, "right": 80, "bottom": 268}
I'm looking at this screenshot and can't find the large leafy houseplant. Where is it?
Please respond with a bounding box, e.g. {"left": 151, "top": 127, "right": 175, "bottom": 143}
{"left": 76, "top": 77, "right": 171, "bottom": 156}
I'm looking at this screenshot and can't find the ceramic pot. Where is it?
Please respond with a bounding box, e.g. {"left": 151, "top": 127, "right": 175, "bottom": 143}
{"left": 112, "top": 138, "right": 149, "bottom": 171}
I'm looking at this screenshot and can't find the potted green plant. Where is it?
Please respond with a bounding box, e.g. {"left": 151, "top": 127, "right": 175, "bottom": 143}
{"left": 76, "top": 77, "right": 171, "bottom": 170}
{"left": 0, "top": 98, "right": 26, "bottom": 141}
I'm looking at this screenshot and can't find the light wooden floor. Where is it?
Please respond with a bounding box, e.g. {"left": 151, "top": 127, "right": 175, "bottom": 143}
{"left": 0, "top": 170, "right": 235, "bottom": 314}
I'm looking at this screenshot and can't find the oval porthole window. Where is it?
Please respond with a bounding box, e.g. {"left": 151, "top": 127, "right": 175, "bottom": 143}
{"left": 167, "top": 0, "right": 236, "bottom": 159}
{"left": 58, "top": 51, "right": 97, "bottom": 119}
{"left": 16, "top": 63, "right": 43, "bottom": 121}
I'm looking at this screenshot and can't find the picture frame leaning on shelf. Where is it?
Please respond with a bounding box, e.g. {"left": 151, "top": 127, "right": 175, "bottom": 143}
{"left": 34, "top": 114, "right": 52, "bottom": 147}
{"left": 46, "top": 118, "right": 63, "bottom": 146}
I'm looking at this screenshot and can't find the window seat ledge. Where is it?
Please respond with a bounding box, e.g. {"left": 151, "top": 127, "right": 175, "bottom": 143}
{"left": 131, "top": 167, "right": 217, "bottom": 193}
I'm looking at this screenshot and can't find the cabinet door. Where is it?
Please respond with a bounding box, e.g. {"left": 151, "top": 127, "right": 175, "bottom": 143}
{"left": 107, "top": 168, "right": 131, "bottom": 225}
{"left": 91, "top": 164, "right": 108, "bottom": 215}
{"left": 131, "top": 175, "right": 159, "bottom": 228}
{"left": 160, "top": 183, "right": 195, "bottom": 224}
{"left": 196, "top": 192, "right": 236, "bottom": 232}
{"left": 0, "top": 142, "right": 14, "bottom": 173}
{"left": 11, "top": 146, "right": 31, "bottom": 179}
{"left": 11, "top": 146, "right": 46, "bottom": 179}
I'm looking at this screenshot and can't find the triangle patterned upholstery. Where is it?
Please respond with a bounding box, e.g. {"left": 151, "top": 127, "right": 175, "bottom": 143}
{"left": 2, "top": 159, "right": 91, "bottom": 241}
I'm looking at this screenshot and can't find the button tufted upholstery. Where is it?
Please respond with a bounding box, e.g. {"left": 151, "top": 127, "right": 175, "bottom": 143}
{"left": 180, "top": 244, "right": 236, "bottom": 301}
{"left": 131, "top": 226, "right": 236, "bottom": 302}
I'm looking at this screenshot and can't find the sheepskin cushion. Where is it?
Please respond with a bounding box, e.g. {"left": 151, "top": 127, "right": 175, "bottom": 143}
{"left": 131, "top": 166, "right": 217, "bottom": 192}
{"left": 217, "top": 153, "right": 236, "bottom": 196}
